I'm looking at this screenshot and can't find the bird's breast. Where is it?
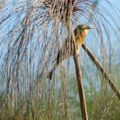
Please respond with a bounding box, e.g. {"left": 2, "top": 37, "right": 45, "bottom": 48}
{"left": 76, "top": 36, "right": 84, "bottom": 49}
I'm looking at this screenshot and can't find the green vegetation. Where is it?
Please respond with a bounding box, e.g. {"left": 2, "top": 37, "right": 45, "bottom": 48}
{"left": 0, "top": 69, "right": 120, "bottom": 120}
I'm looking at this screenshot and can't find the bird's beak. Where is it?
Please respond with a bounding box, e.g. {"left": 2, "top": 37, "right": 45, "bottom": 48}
{"left": 89, "top": 27, "right": 94, "bottom": 29}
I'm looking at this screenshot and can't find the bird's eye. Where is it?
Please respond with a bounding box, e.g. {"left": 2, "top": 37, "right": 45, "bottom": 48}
{"left": 85, "top": 27, "right": 90, "bottom": 30}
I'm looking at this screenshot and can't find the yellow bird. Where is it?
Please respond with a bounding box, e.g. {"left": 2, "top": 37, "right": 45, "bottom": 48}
{"left": 48, "top": 24, "right": 92, "bottom": 80}
{"left": 74, "top": 25, "right": 91, "bottom": 54}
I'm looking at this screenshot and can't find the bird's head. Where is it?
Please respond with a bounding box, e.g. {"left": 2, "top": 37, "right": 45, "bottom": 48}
{"left": 74, "top": 24, "right": 93, "bottom": 38}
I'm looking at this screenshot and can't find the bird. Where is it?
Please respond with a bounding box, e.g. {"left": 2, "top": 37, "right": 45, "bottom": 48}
{"left": 48, "top": 24, "right": 92, "bottom": 80}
